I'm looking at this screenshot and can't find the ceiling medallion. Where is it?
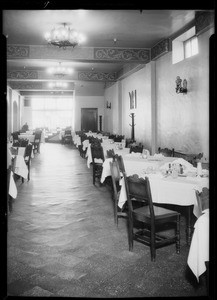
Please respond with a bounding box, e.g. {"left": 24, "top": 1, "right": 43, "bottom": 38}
{"left": 47, "top": 62, "right": 73, "bottom": 77}
{"left": 44, "top": 23, "right": 85, "bottom": 49}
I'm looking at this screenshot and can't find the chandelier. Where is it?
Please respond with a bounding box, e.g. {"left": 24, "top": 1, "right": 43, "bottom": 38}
{"left": 47, "top": 62, "right": 73, "bottom": 77}
{"left": 44, "top": 23, "right": 85, "bottom": 49}
{"left": 48, "top": 81, "right": 68, "bottom": 88}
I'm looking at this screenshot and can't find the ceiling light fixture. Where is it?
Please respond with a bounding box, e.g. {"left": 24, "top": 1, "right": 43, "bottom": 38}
{"left": 48, "top": 81, "right": 68, "bottom": 88}
{"left": 47, "top": 62, "right": 73, "bottom": 77}
{"left": 44, "top": 23, "right": 85, "bottom": 49}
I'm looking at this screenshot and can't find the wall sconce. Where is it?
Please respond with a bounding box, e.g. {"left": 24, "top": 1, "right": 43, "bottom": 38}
{"left": 175, "top": 76, "right": 187, "bottom": 94}
{"left": 106, "top": 101, "right": 111, "bottom": 109}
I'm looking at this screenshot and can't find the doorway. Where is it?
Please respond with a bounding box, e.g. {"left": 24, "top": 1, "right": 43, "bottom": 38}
{"left": 81, "top": 108, "right": 98, "bottom": 132}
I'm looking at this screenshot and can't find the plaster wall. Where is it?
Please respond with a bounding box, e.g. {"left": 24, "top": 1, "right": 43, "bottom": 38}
{"left": 104, "top": 84, "right": 119, "bottom": 134}
{"left": 155, "top": 28, "right": 213, "bottom": 161}
{"left": 121, "top": 66, "right": 152, "bottom": 149}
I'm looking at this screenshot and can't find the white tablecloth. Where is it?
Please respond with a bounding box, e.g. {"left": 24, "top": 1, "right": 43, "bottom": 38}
{"left": 100, "top": 155, "right": 173, "bottom": 183}
{"left": 18, "top": 134, "right": 35, "bottom": 143}
{"left": 187, "top": 209, "right": 209, "bottom": 281}
{"left": 9, "top": 171, "right": 17, "bottom": 198}
{"left": 13, "top": 155, "right": 28, "bottom": 179}
{"left": 18, "top": 131, "right": 45, "bottom": 143}
{"left": 73, "top": 135, "right": 81, "bottom": 147}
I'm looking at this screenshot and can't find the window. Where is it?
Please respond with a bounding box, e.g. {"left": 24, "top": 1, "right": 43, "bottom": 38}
{"left": 31, "top": 96, "right": 74, "bottom": 130}
{"left": 184, "top": 36, "right": 198, "bottom": 58}
{"left": 172, "top": 26, "right": 198, "bottom": 64}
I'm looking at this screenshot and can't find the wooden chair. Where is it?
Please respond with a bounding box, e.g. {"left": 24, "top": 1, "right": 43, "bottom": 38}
{"left": 174, "top": 150, "right": 203, "bottom": 167}
{"left": 158, "top": 147, "right": 174, "bottom": 157}
{"left": 123, "top": 173, "right": 181, "bottom": 261}
{"left": 106, "top": 149, "right": 115, "bottom": 158}
{"left": 90, "top": 143, "right": 105, "bottom": 185}
{"left": 33, "top": 131, "right": 42, "bottom": 153}
{"left": 62, "top": 130, "right": 72, "bottom": 145}
{"left": 113, "top": 154, "right": 126, "bottom": 173}
{"left": 11, "top": 131, "right": 20, "bottom": 146}
{"left": 110, "top": 159, "right": 127, "bottom": 225}
{"left": 195, "top": 187, "right": 209, "bottom": 216}
{"left": 114, "top": 135, "right": 125, "bottom": 142}
{"left": 130, "top": 143, "right": 143, "bottom": 153}
{"left": 22, "top": 143, "right": 33, "bottom": 182}
{"left": 20, "top": 139, "right": 29, "bottom": 147}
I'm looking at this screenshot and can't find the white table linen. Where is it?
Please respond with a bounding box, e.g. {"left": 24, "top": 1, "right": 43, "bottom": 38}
{"left": 13, "top": 155, "right": 28, "bottom": 179}
{"left": 187, "top": 209, "right": 209, "bottom": 281}
{"left": 100, "top": 155, "right": 174, "bottom": 183}
{"left": 18, "top": 134, "right": 35, "bottom": 143}
{"left": 73, "top": 135, "right": 81, "bottom": 147}
{"left": 9, "top": 171, "right": 17, "bottom": 198}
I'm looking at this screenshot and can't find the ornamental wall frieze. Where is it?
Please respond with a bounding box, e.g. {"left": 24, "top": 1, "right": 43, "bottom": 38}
{"left": 151, "top": 39, "right": 171, "bottom": 61}
{"left": 78, "top": 72, "right": 117, "bottom": 81}
{"left": 94, "top": 48, "right": 150, "bottom": 62}
{"left": 8, "top": 70, "right": 38, "bottom": 79}
{"left": 7, "top": 45, "right": 29, "bottom": 58}
{"left": 9, "top": 82, "right": 43, "bottom": 90}
{"left": 195, "top": 11, "right": 214, "bottom": 35}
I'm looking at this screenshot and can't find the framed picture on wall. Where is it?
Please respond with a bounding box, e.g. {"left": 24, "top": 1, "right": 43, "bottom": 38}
{"left": 129, "top": 90, "right": 137, "bottom": 109}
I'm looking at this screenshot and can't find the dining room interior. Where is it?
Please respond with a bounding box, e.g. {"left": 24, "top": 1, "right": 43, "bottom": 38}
{"left": 2, "top": 5, "right": 215, "bottom": 298}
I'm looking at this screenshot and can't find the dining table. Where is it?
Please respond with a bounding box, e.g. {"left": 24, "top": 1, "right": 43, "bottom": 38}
{"left": 18, "top": 131, "right": 45, "bottom": 143}
{"left": 101, "top": 153, "right": 209, "bottom": 245}
{"left": 7, "top": 144, "right": 28, "bottom": 180}
{"left": 187, "top": 208, "right": 209, "bottom": 281}
{"left": 85, "top": 140, "right": 129, "bottom": 168}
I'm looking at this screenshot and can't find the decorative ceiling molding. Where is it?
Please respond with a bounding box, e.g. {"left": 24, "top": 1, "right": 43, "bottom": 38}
{"left": 7, "top": 45, "right": 150, "bottom": 63}
{"left": 78, "top": 72, "right": 117, "bottom": 81}
{"left": 8, "top": 82, "right": 43, "bottom": 90}
{"left": 7, "top": 45, "right": 30, "bottom": 58}
{"left": 195, "top": 11, "right": 215, "bottom": 35}
{"left": 151, "top": 39, "right": 171, "bottom": 61}
{"left": 8, "top": 70, "right": 38, "bottom": 79}
{"left": 8, "top": 81, "right": 75, "bottom": 90}
{"left": 94, "top": 48, "right": 150, "bottom": 63}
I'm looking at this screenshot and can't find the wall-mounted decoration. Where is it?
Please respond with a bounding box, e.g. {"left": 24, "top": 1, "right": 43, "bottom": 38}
{"left": 175, "top": 76, "right": 187, "bottom": 94}
{"left": 106, "top": 101, "right": 111, "bottom": 109}
{"left": 129, "top": 90, "right": 137, "bottom": 109}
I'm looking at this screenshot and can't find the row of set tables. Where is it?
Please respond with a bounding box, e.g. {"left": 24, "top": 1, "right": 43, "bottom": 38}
{"left": 7, "top": 130, "right": 44, "bottom": 203}
{"left": 18, "top": 130, "right": 46, "bottom": 143}
{"left": 73, "top": 132, "right": 209, "bottom": 281}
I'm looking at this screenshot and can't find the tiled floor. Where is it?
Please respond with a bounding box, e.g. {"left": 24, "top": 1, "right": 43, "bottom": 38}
{"left": 6, "top": 143, "right": 208, "bottom": 297}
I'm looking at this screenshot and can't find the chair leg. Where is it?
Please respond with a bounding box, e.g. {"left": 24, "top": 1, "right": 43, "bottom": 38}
{"left": 128, "top": 218, "right": 133, "bottom": 251}
{"left": 22, "top": 177, "right": 24, "bottom": 183}
{"left": 93, "top": 167, "right": 95, "bottom": 185}
{"left": 176, "top": 215, "right": 181, "bottom": 254}
{"left": 150, "top": 230, "right": 156, "bottom": 262}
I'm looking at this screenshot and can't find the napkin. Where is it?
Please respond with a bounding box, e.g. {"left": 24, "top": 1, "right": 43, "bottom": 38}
{"left": 126, "top": 152, "right": 142, "bottom": 158}
{"left": 160, "top": 158, "right": 195, "bottom": 172}
{"left": 147, "top": 153, "right": 164, "bottom": 161}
